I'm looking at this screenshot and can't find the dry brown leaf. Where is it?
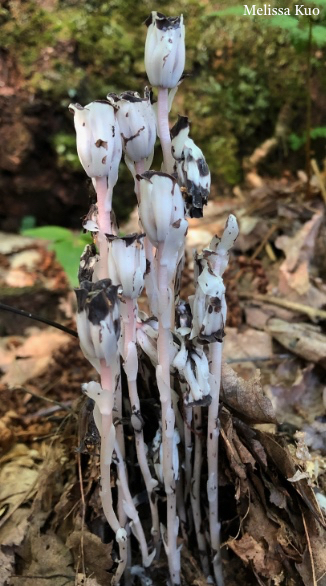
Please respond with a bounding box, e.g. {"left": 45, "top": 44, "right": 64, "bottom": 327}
{"left": 67, "top": 529, "right": 113, "bottom": 586}
{"left": 0, "top": 547, "right": 15, "bottom": 585}
{"left": 227, "top": 533, "right": 266, "bottom": 574}
{"left": 255, "top": 431, "right": 325, "bottom": 528}
{"left": 1, "top": 329, "right": 71, "bottom": 387}
{"left": 275, "top": 210, "right": 326, "bottom": 308}
{"left": 266, "top": 319, "right": 326, "bottom": 367}
{"left": 0, "top": 444, "right": 42, "bottom": 547}
{"left": 221, "top": 362, "right": 277, "bottom": 424}
{"left": 224, "top": 327, "right": 273, "bottom": 378}
{"left": 296, "top": 513, "right": 326, "bottom": 586}
{"left": 11, "top": 532, "right": 75, "bottom": 586}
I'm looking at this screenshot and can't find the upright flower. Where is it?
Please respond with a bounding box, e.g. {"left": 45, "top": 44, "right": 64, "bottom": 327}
{"left": 144, "top": 11, "right": 185, "bottom": 89}
{"left": 137, "top": 171, "right": 184, "bottom": 247}
{"left": 107, "top": 233, "right": 147, "bottom": 299}
{"left": 171, "top": 116, "right": 211, "bottom": 218}
{"left": 107, "top": 90, "right": 156, "bottom": 166}
{"left": 69, "top": 101, "right": 122, "bottom": 186}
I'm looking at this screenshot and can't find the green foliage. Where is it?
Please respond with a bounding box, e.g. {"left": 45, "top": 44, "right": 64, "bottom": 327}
{"left": 2, "top": 0, "right": 326, "bottom": 185}
{"left": 52, "top": 132, "right": 80, "bottom": 171}
{"left": 289, "top": 126, "right": 326, "bottom": 150}
{"left": 21, "top": 226, "right": 92, "bottom": 287}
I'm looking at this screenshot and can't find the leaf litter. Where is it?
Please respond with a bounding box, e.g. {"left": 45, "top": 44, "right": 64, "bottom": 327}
{"left": 0, "top": 172, "right": 326, "bottom": 585}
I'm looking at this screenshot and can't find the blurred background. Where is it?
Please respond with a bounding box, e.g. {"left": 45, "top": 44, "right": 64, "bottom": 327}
{"left": 0, "top": 0, "right": 325, "bottom": 232}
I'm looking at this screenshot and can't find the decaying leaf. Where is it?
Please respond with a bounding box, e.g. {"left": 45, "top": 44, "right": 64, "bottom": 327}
{"left": 227, "top": 533, "right": 269, "bottom": 576}
{"left": 11, "top": 532, "right": 75, "bottom": 586}
{"left": 1, "top": 329, "right": 71, "bottom": 387}
{"left": 276, "top": 209, "right": 326, "bottom": 308}
{"left": 221, "top": 362, "right": 277, "bottom": 424}
{"left": 266, "top": 319, "right": 326, "bottom": 367}
{"left": 0, "top": 444, "right": 42, "bottom": 547}
{"left": 255, "top": 431, "right": 325, "bottom": 528}
{"left": 0, "top": 547, "right": 15, "bottom": 585}
{"left": 67, "top": 528, "right": 113, "bottom": 586}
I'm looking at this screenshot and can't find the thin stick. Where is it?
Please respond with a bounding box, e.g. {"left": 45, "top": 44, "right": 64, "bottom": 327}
{"left": 301, "top": 511, "right": 317, "bottom": 586}
{"left": 249, "top": 224, "right": 277, "bottom": 261}
{"left": 311, "top": 158, "right": 326, "bottom": 204}
{"left": 0, "top": 302, "right": 78, "bottom": 337}
{"left": 239, "top": 292, "right": 326, "bottom": 321}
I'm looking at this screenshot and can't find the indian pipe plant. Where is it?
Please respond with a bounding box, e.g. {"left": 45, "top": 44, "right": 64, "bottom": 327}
{"left": 69, "top": 11, "right": 239, "bottom": 586}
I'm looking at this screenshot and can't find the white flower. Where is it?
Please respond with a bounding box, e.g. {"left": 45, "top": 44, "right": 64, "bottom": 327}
{"left": 69, "top": 101, "right": 122, "bottom": 183}
{"left": 137, "top": 171, "right": 184, "bottom": 247}
{"left": 75, "top": 279, "right": 120, "bottom": 368}
{"left": 144, "top": 12, "right": 185, "bottom": 89}
{"left": 108, "top": 90, "right": 156, "bottom": 163}
{"left": 172, "top": 341, "right": 211, "bottom": 404}
{"left": 171, "top": 116, "right": 211, "bottom": 218}
{"left": 107, "top": 233, "right": 146, "bottom": 299}
{"left": 209, "top": 214, "right": 239, "bottom": 275}
{"left": 190, "top": 260, "right": 226, "bottom": 343}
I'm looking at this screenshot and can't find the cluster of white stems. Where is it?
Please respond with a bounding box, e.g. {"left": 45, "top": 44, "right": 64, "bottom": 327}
{"left": 70, "top": 11, "right": 239, "bottom": 586}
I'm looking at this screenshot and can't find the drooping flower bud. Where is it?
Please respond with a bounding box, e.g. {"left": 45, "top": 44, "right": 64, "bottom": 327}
{"left": 107, "top": 233, "right": 146, "bottom": 299}
{"left": 78, "top": 243, "right": 98, "bottom": 284}
{"left": 190, "top": 255, "right": 226, "bottom": 344}
{"left": 144, "top": 12, "right": 185, "bottom": 89}
{"left": 171, "top": 116, "right": 210, "bottom": 218}
{"left": 137, "top": 171, "right": 184, "bottom": 247}
{"left": 68, "top": 101, "right": 122, "bottom": 184}
{"left": 172, "top": 340, "right": 211, "bottom": 405}
{"left": 75, "top": 279, "right": 120, "bottom": 369}
{"left": 107, "top": 90, "right": 156, "bottom": 164}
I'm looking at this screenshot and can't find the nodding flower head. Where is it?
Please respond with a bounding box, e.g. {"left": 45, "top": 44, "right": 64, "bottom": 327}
{"left": 68, "top": 101, "right": 122, "bottom": 184}
{"left": 190, "top": 253, "right": 226, "bottom": 344}
{"left": 107, "top": 90, "right": 156, "bottom": 164}
{"left": 75, "top": 279, "right": 120, "bottom": 369}
{"left": 145, "top": 11, "right": 185, "bottom": 89}
{"left": 107, "top": 233, "right": 146, "bottom": 299}
{"left": 171, "top": 116, "right": 210, "bottom": 218}
{"left": 137, "top": 171, "right": 184, "bottom": 247}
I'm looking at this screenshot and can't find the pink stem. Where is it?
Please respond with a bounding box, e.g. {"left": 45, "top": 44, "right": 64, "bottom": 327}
{"left": 122, "top": 298, "right": 160, "bottom": 546}
{"left": 191, "top": 406, "right": 211, "bottom": 578}
{"left": 207, "top": 253, "right": 224, "bottom": 585}
{"left": 157, "top": 88, "right": 174, "bottom": 174}
{"left": 157, "top": 243, "right": 180, "bottom": 585}
{"left": 95, "top": 176, "right": 112, "bottom": 280}
{"left": 100, "top": 362, "right": 128, "bottom": 584}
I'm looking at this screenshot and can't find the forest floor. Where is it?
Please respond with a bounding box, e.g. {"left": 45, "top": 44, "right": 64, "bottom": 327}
{"left": 0, "top": 170, "right": 326, "bottom": 586}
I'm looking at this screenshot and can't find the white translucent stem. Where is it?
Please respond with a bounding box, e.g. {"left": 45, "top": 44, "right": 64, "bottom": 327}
{"left": 95, "top": 176, "right": 112, "bottom": 280}
{"left": 183, "top": 406, "right": 192, "bottom": 504}
{"left": 191, "top": 407, "right": 211, "bottom": 579}
{"left": 157, "top": 243, "right": 180, "bottom": 585}
{"left": 207, "top": 342, "right": 224, "bottom": 586}
{"left": 113, "top": 356, "right": 128, "bottom": 531}
{"left": 157, "top": 88, "right": 174, "bottom": 173}
{"left": 100, "top": 364, "right": 127, "bottom": 585}
{"left": 114, "top": 440, "right": 152, "bottom": 567}
{"left": 122, "top": 298, "right": 160, "bottom": 547}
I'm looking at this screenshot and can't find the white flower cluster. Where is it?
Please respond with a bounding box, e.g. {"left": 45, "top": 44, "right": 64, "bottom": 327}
{"left": 69, "top": 10, "right": 239, "bottom": 586}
